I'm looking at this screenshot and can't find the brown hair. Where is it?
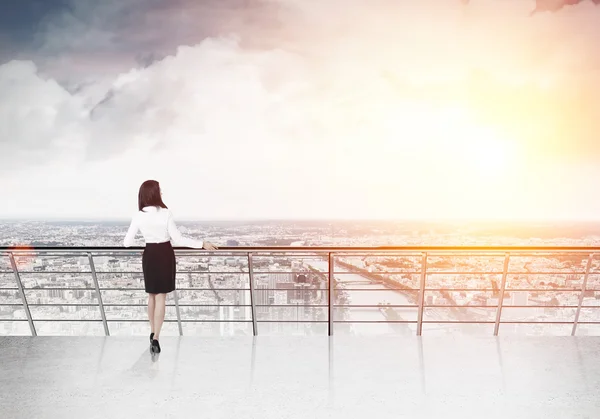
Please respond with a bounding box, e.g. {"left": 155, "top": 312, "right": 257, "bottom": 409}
{"left": 138, "top": 180, "right": 168, "bottom": 211}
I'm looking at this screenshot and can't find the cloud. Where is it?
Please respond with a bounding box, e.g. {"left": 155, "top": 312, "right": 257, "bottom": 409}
{"left": 0, "top": 60, "right": 87, "bottom": 170}
{"left": 2, "top": 0, "right": 600, "bottom": 219}
{"left": 2, "top": 1, "right": 600, "bottom": 167}
{"left": 0, "top": 36, "right": 315, "bottom": 171}
{"left": 18, "top": 0, "right": 293, "bottom": 80}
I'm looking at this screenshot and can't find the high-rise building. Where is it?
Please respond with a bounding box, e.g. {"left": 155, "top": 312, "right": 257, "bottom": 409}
{"left": 256, "top": 284, "right": 269, "bottom": 315}
{"left": 268, "top": 273, "right": 293, "bottom": 299}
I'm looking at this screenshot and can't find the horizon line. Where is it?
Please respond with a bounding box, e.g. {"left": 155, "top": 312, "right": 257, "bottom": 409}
{"left": 2, "top": 217, "right": 600, "bottom": 223}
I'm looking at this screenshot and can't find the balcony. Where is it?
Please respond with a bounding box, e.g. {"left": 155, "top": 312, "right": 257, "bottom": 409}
{"left": 1, "top": 246, "right": 599, "bottom": 417}
{"left": 2, "top": 246, "right": 600, "bottom": 337}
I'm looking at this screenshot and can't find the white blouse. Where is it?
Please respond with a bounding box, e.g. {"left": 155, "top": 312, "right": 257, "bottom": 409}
{"left": 123, "top": 206, "right": 204, "bottom": 248}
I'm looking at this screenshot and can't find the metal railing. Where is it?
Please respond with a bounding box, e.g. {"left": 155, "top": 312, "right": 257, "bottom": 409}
{"left": 1, "top": 246, "right": 600, "bottom": 336}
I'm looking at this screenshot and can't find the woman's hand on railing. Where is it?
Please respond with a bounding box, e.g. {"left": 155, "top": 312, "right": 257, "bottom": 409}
{"left": 202, "top": 241, "right": 218, "bottom": 250}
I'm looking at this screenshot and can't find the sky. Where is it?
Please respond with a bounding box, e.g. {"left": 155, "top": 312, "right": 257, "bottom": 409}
{"left": 1, "top": 0, "right": 600, "bottom": 220}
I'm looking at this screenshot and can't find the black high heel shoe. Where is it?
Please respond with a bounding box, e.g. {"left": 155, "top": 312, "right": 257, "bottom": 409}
{"left": 150, "top": 332, "right": 154, "bottom": 343}
{"left": 151, "top": 339, "right": 161, "bottom": 353}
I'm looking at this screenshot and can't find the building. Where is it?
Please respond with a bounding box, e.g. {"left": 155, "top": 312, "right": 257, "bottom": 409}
{"left": 256, "top": 284, "right": 269, "bottom": 315}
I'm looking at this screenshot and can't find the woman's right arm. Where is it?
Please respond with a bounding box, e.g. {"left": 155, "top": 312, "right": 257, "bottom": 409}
{"left": 123, "top": 216, "right": 139, "bottom": 247}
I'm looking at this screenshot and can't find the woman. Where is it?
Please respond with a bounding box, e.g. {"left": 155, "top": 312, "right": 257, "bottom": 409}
{"left": 124, "top": 180, "right": 217, "bottom": 353}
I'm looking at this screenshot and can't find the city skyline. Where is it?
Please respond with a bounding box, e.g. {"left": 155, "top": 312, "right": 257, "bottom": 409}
{"left": 2, "top": 0, "right": 600, "bottom": 220}
{"left": 3, "top": 219, "right": 600, "bottom": 339}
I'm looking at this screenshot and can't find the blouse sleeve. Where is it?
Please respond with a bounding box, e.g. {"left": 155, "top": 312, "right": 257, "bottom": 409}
{"left": 167, "top": 211, "right": 204, "bottom": 249}
{"left": 123, "top": 215, "right": 139, "bottom": 247}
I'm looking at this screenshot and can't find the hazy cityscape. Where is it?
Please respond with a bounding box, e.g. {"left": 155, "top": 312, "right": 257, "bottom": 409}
{"left": 2, "top": 219, "right": 600, "bottom": 337}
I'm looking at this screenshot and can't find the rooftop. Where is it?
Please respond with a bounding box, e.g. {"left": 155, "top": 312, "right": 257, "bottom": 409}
{"left": 1, "top": 246, "right": 600, "bottom": 417}
{"left": 1, "top": 335, "right": 599, "bottom": 418}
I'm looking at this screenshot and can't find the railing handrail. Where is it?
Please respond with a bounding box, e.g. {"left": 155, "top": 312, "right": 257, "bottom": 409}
{"left": 1, "top": 245, "right": 600, "bottom": 252}
{"left": 1, "top": 245, "right": 599, "bottom": 337}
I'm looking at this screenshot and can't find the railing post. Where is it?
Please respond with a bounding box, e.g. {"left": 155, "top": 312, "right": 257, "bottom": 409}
{"left": 572, "top": 253, "right": 594, "bottom": 336}
{"left": 88, "top": 253, "right": 109, "bottom": 336}
{"left": 248, "top": 253, "right": 258, "bottom": 336}
{"left": 493, "top": 253, "right": 511, "bottom": 336}
{"left": 328, "top": 252, "right": 334, "bottom": 336}
{"left": 416, "top": 252, "right": 427, "bottom": 336}
{"left": 8, "top": 252, "right": 36, "bottom": 336}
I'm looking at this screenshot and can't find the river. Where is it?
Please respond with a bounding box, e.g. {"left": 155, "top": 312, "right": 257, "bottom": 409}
{"left": 308, "top": 260, "right": 416, "bottom": 335}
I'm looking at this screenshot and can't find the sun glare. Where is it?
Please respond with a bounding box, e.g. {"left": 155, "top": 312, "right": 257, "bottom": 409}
{"left": 376, "top": 102, "right": 518, "bottom": 177}
{"left": 455, "top": 125, "right": 514, "bottom": 177}
{"left": 367, "top": 101, "right": 525, "bottom": 218}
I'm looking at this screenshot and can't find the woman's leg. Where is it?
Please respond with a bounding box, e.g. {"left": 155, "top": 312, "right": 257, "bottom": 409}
{"left": 148, "top": 293, "right": 156, "bottom": 334}
{"left": 153, "top": 293, "right": 166, "bottom": 340}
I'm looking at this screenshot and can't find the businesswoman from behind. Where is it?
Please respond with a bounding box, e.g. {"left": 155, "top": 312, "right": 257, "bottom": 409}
{"left": 124, "top": 180, "right": 217, "bottom": 353}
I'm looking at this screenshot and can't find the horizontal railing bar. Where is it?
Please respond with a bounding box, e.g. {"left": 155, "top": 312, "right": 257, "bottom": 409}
{"left": 21, "top": 319, "right": 253, "bottom": 323}
{"left": 376, "top": 321, "right": 572, "bottom": 325}
{"left": 176, "top": 272, "right": 249, "bottom": 274}
{"left": 10, "top": 303, "right": 252, "bottom": 308}
{"left": 335, "top": 304, "right": 417, "bottom": 308}
{"left": 248, "top": 271, "right": 318, "bottom": 275}
{"left": 105, "top": 304, "right": 251, "bottom": 307}
{"left": 105, "top": 272, "right": 246, "bottom": 275}
{"left": 425, "top": 288, "right": 582, "bottom": 291}
{"left": 178, "top": 320, "right": 252, "bottom": 323}
{"left": 13, "top": 270, "right": 594, "bottom": 276}
{"left": 425, "top": 305, "right": 582, "bottom": 309}
{"left": 3, "top": 246, "right": 600, "bottom": 252}
{"left": 505, "top": 288, "right": 582, "bottom": 292}
{"left": 254, "top": 320, "right": 328, "bottom": 323}
{"left": 501, "top": 306, "right": 591, "bottom": 309}
{"left": 103, "top": 304, "right": 330, "bottom": 308}
{"left": 433, "top": 272, "right": 588, "bottom": 275}
{"left": 507, "top": 272, "right": 589, "bottom": 275}
{"left": 338, "top": 288, "right": 418, "bottom": 291}
{"left": 500, "top": 320, "right": 600, "bottom": 324}
{"left": 29, "top": 319, "right": 104, "bottom": 322}
{"left": 0, "top": 319, "right": 598, "bottom": 325}
{"left": 23, "top": 304, "right": 99, "bottom": 307}
{"left": 182, "top": 287, "right": 316, "bottom": 291}
{"left": 421, "top": 288, "right": 583, "bottom": 292}
{"left": 17, "top": 272, "right": 92, "bottom": 274}
{"left": 96, "top": 272, "right": 142, "bottom": 274}
{"left": 23, "top": 288, "right": 97, "bottom": 291}
{"left": 250, "top": 304, "right": 327, "bottom": 307}
{"left": 334, "top": 271, "right": 591, "bottom": 275}
{"left": 333, "top": 320, "right": 417, "bottom": 324}
{"left": 174, "top": 288, "right": 250, "bottom": 291}
{"left": 14, "top": 286, "right": 592, "bottom": 293}
{"left": 15, "top": 271, "right": 249, "bottom": 275}
{"left": 3, "top": 303, "right": 593, "bottom": 309}
{"left": 412, "top": 320, "right": 516, "bottom": 324}
{"left": 335, "top": 271, "right": 473, "bottom": 275}
{"left": 94, "top": 288, "right": 250, "bottom": 291}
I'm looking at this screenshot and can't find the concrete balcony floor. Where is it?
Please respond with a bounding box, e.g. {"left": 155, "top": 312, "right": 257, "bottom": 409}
{"left": 1, "top": 336, "right": 599, "bottom": 419}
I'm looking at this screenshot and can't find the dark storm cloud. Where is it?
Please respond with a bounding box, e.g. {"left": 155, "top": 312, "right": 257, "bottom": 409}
{"left": 1, "top": 0, "right": 292, "bottom": 68}
{"left": 0, "top": 0, "right": 69, "bottom": 44}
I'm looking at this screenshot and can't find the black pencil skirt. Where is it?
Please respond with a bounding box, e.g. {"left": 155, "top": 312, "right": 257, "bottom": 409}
{"left": 142, "top": 241, "right": 176, "bottom": 294}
